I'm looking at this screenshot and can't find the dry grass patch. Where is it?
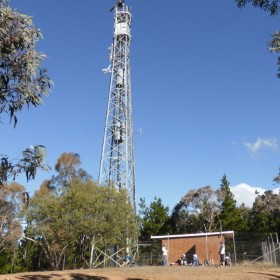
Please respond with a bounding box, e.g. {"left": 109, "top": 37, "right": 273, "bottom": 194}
{"left": 0, "top": 265, "right": 279, "bottom": 280}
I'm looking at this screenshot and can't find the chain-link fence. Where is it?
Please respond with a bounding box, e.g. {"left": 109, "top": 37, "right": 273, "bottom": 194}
{"left": 226, "top": 232, "right": 280, "bottom": 264}
{"left": 134, "top": 241, "right": 162, "bottom": 266}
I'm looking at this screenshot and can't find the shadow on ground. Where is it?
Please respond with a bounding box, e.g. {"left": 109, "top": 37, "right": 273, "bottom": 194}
{"left": 15, "top": 274, "right": 61, "bottom": 280}
{"left": 247, "top": 271, "right": 280, "bottom": 279}
{"left": 125, "top": 278, "right": 149, "bottom": 280}
{"left": 69, "top": 274, "right": 109, "bottom": 280}
{"left": 14, "top": 273, "right": 109, "bottom": 280}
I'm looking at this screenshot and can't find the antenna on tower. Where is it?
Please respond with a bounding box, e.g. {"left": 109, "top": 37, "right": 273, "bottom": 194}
{"left": 109, "top": 0, "right": 125, "bottom": 12}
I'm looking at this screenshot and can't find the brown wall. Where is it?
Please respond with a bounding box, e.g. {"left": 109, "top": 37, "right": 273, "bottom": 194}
{"left": 162, "top": 236, "right": 223, "bottom": 265}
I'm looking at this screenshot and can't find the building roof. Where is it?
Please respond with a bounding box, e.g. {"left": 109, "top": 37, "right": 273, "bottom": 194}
{"left": 151, "top": 231, "right": 234, "bottom": 240}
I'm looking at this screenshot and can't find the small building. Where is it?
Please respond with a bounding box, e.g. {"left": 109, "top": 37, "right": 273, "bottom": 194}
{"left": 151, "top": 231, "right": 236, "bottom": 265}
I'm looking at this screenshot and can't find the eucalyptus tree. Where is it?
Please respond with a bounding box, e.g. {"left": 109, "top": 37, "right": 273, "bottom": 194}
{"left": 249, "top": 190, "right": 280, "bottom": 235}
{"left": 67, "top": 180, "right": 137, "bottom": 267}
{"left": 236, "top": 0, "right": 279, "bottom": 15}
{"left": 168, "top": 201, "right": 202, "bottom": 234}
{"left": 0, "top": 182, "right": 25, "bottom": 253}
{"left": 236, "top": 0, "right": 280, "bottom": 77}
{"left": 24, "top": 179, "right": 137, "bottom": 270}
{"left": 52, "top": 153, "right": 91, "bottom": 189}
{"left": 0, "top": 182, "right": 26, "bottom": 273}
{"left": 178, "top": 186, "right": 221, "bottom": 233}
{"left": 0, "top": 0, "right": 52, "bottom": 186}
{"left": 23, "top": 183, "right": 70, "bottom": 270}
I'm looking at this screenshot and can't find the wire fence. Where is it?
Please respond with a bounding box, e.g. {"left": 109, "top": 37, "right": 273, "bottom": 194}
{"left": 260, "top": 235, "right": 280, "bottom": 265}
{"left": 135, "top": 232, "right": 280, "bottom": 266}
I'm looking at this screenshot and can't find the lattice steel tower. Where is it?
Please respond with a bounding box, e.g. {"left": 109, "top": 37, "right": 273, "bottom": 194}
{"left": 99, "top": 0, "right": 135, "bottom": 209}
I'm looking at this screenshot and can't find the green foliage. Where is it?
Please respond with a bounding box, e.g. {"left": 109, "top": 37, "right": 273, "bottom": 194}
{"left": 0, "top": 245, "right": 23, "bottom": 274}
{"left": 178, "top": 186, "right": 221, "bottom": 232}
{"left": 168, "top": 200, "right": 210, "bottom": 234}
{"left": 236, "top": 0, "right": 280, "bottom": 77}
{"left": 0, "top": 182, "right": 28, "bottom": 274}
{"left": 249, "top": 190, "right": 280, "bottom": 235}
{"left": 0, "top": 4, "right": 52, "bottom": 126}
{"left": 0, "top": 145, "right": 49, "bottom": 187}
{"left": 0, "top": 0, "right": 9, "bottom": 7}
{"left": 138, "top": 197, "right": 170, "bottom": 240}
{"left": 169, "top": 179, "right": 250, "bottom": 234}
{"left": 273, "top": 166, "right": 280, "bottom": 183}
{"left": 17, "top": 238, "right": 49, "bottom": 272}
{"left": 236, "top": 0, "right": 280, "bottom": 15}
{"left": 52, "top": 153, "right": 91, "bottom": 189}
{"left": 168, "top": 201, "right": 189, "bottom": 234}
{"left": 218, "top": 175, "right": 242, "bottom": 231}
{"left": 23, "top": 170, "right": 137, "bottom": 270}
{"left": 0, "top": 3, "right": 52, "bottom": 185}
{"left": 237, "top": 203, "right": 250, "bottom": 232}
{"left": 0, "top": 182, "right": 25, "bottom": 253}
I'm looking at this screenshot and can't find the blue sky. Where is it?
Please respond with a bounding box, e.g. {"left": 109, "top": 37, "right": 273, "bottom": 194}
{"left": 3, "top": 0, "right": 280, "bottom": 210}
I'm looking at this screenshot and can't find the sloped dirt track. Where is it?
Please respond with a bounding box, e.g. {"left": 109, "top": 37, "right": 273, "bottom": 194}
{"left": 0, "top": 266, "right": 279, "bottom": 280}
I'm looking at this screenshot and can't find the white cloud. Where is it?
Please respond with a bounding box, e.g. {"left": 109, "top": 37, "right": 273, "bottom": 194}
{"left": 244, "top": 137, "right": 278, "bottom": 156}
{"left": 230, "top": 183, "right": 280, "bottom": 207}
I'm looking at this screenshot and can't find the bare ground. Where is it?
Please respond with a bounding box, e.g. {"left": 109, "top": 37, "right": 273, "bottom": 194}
{"left": 0, "top": 265, "right": 279, "bottom": 280}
